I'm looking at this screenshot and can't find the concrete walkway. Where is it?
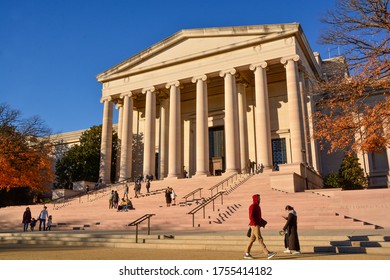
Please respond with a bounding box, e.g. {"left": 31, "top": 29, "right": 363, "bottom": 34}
{"left": 1, "top": 243, "right": 387, "bottom": 260}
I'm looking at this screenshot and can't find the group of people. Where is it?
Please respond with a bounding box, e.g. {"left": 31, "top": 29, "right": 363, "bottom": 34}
{"left": 109, "top": 190, "right": 120, "bottom": 209}
{"left": 21, "top": 187, "right": 299, "bottom": 260}
{"left": 133, "top": 175, "right": 152, "bottom": 198}
{"left": 117, "top": 198, "right": 134, "bottom": 211}
{"left": 22, "top": 205, "right": 53, "bottom": 232}
{"left": 244, "top": 194, "right": 300, "bottom": 260}
{"left": 164, "top": 187, "right": 177, "bottom": 207}
{"left": 247, "top": 160, "right": 265, "bottom": 174}
{"left": 109, "top": 189, "right": 135, "bottom": 211}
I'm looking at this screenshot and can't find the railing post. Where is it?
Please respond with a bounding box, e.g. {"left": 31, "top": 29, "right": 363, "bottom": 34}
{"left": 148, "top": 216, "right": 151, "bottom": 235}
{"left": 135, "top": 224, "right": 139, "bottom": 243}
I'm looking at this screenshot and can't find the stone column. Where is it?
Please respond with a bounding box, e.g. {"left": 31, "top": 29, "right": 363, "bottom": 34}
{"left": 220, "top": 69, "right": 240, "bottom": 173}
{"left": 237, "top": 81, "right": 249, "bottom": 173}
{"left": 115, "top": 102, "right": 123, "bottom": 181}
{"left": 99, "top": 97, "right": 113, "bottom": 184}
{"left": 281, "top": 55, "right": 305, "bottom": 163}
{"left": 306, "top": 80, "right": 320, "bottom": 171}
{"left": 250, "top": 62, "right": 272, "bottom": 168}
{"left": 142, "top": 86, "right": 156, "bottom": 178}
{"left": 192, "top": 75, "right": 209, "bottom": 176}
{"left": 159, "top": 98, "right": 169, "bottom": 179}
{"left": 116, "top": 103, "right": 124, "bottom": 141}
{"left": 299, "top": 66, "right": 311, "bottom": 167}
{"left": 166, "top": 81, "right": 182, "bottom": 178}
{"left": 119, "top": 92, "right": 134, "bottom": 181}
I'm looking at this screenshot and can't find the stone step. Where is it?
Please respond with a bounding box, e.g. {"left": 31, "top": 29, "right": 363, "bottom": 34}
{"left": 1, "top": 175, "right": 388, "bottom": 234}
{"left": 2, "top": 232, "right": 389, "bottom": 254}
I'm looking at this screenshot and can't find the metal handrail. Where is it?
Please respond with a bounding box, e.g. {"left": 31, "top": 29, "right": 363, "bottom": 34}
{"left": 128, "top": 214, "right": 155, "bottom": 243}
{"left": 209, "top": 173, "right": 238, "bottom": 196}
{"left": 187, "top": 191, "right": 226, "bottom": 227}
{"left": 182, "top": 188, "right": 203, "bottom": 202}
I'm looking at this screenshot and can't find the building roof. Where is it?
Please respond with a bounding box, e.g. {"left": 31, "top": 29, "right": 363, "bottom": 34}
{"left": 96, "top": 23, "right": 320, "bottom": 83}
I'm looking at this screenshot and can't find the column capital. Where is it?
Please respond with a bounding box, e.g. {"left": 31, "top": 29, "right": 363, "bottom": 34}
{"left": 100, "top": 96, "right": 112, "bottom": 103}
{"left": 141, "top": 86, "right": 156, "bottom": 94}
{"left": 120, "top": 91, "right": 133, "bottom": 98}
{"left": 280, "top": 55, "right": 300, "bottom": 65}
{"left": 250, "top": 62, "right": 267, "bottom": 71}
{"left": 219, "top": 68, "right": 237, "bottom": 77}
{"left": 165, "top": 80, "right": 180, "bottom": 89}
{"left": 191, "top": 74, "right": 207, "bottom": 83}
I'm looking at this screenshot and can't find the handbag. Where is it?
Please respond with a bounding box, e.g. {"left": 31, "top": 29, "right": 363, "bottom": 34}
{"left": 246, "top": 227, "right": 251, "bottom": 237}
{"left": 260, "top": 219, "right": 267, "bottom": 228}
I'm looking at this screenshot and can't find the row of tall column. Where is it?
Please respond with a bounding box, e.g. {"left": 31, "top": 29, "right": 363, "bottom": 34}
{"left": 99, "top": 56, "right": 308, "bottom": 183}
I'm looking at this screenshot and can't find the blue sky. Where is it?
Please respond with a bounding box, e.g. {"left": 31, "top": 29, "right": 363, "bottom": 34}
{"left": 1, "top": 0, "right": 336, "bottom": 134}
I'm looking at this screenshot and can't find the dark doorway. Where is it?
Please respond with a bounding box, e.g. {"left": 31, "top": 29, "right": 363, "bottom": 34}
{"left": 272, "top": 138, "right": 287, "bottom": 170}
{"left": 209, "top": 126, "right": 225, "bottom": 174}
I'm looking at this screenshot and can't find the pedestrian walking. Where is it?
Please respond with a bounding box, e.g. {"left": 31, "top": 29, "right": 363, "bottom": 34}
{"left": 244, "top": 194, "right": 276, "bottom": 259}
{"left": 22, "top": 207, "right": 32, "bottom": 232}
{"left": 282, "top": 205, "right": 301, "bottom": 254}
{"left": 123, "top": 184, "right": 129, "bottom": 199}
{"left": 146, "top": 179, "right": 151, "bottom": 193}
{"left": 170, "top": 188, "right": 177, "bottom": 205}
{"left": 165, "top": 187, "right": 172, "bottom": 207}
{"left": 46, "top": 215, "right": 53, "bottom": 231}
{"left": 109, "top": 190, "right": 114, "bottom": 209}
{"left": 113, "top": 190, "right": 119, "bottom": 209}
{"left": 38, "top": 206, "right": 49, "bottom": 231}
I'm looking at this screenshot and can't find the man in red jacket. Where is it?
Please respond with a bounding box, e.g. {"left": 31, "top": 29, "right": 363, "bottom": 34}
{"left": 244, "top": 194, "right": 276, "bottom": 259}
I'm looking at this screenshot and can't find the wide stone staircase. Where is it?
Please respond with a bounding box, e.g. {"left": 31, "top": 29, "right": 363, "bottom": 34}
{"left": 1, "top": 172, "right": 389, "bottom": 256}
{"left": 1, "top": 231, "right": 389, "bottom": 256}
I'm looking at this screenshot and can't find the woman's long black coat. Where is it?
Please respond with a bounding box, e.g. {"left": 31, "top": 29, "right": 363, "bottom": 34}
{"left": 283, "top": 212, "right": 300, "bottom": 251}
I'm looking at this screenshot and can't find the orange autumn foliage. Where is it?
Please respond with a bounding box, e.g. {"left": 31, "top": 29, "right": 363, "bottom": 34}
{"left": 313, "top": 0, "right": 390, "bottom": 154}
{"left": 313, "top": 62, "right": 390, "bottom": 154}
{"left": 0, "top": 131, "right": 54, "bottom": 193}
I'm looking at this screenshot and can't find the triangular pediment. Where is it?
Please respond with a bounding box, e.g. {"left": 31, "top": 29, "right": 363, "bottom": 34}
{"left": 97, "top": 23, "right": 300, "bottom": 82}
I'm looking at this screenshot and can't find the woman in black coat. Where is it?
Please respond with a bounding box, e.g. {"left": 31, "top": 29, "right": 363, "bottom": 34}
{"left": 282, "top": 205, "right": 301, "bottom": 254}
{"left": 22, "top": 207, "right": 32, "bottom": 232}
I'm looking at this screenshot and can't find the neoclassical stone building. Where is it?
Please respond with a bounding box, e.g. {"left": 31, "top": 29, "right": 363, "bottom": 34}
{"left": 95, "top": 23, "right": 389, "bottom": 191}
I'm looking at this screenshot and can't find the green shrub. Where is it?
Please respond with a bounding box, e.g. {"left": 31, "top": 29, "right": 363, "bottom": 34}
{"left": 338, "top": 154, "right": 367, "bottom": 190}
{"left": 323, "top": 172, "right": 342, "bottom": 188}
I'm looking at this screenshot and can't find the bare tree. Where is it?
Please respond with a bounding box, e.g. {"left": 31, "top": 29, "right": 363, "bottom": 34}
{"left": 314, "top": 0, "right": 390, "bottom": 154}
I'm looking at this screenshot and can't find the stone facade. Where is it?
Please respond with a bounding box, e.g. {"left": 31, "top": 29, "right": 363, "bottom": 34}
{"left": 95, "top": 23, "right": 322, "bottom": 191}
{"left": 55, "top": 24, "right": 389, "bottom": 191}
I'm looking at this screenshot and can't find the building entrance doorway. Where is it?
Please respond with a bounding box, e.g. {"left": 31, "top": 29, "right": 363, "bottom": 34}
{"left": 209, "top": 126, "right": 225, "bottom": 175}
{"left": 272, "top": 138, "right": 287, "bottom": 170}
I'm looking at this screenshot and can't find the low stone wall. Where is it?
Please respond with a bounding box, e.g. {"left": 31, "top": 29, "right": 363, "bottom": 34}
{"left": 270, "top": 163, "right": 323, "bottom": 192}
{"left": 52, "top": 189, "right": 80, "bottom": 200}
{"left": 72, "top": 181, "right": 95, "bottom": 191}
{"left": 52, "top": 181, "right": 95, "bottom": 200}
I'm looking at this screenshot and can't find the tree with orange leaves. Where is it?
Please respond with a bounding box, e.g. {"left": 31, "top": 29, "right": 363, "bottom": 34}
{"left": 313, "top": 0, "right": 390, "bottom": 154}
{"left": 0, "top": 103, "right": 54, "bottom": 194}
